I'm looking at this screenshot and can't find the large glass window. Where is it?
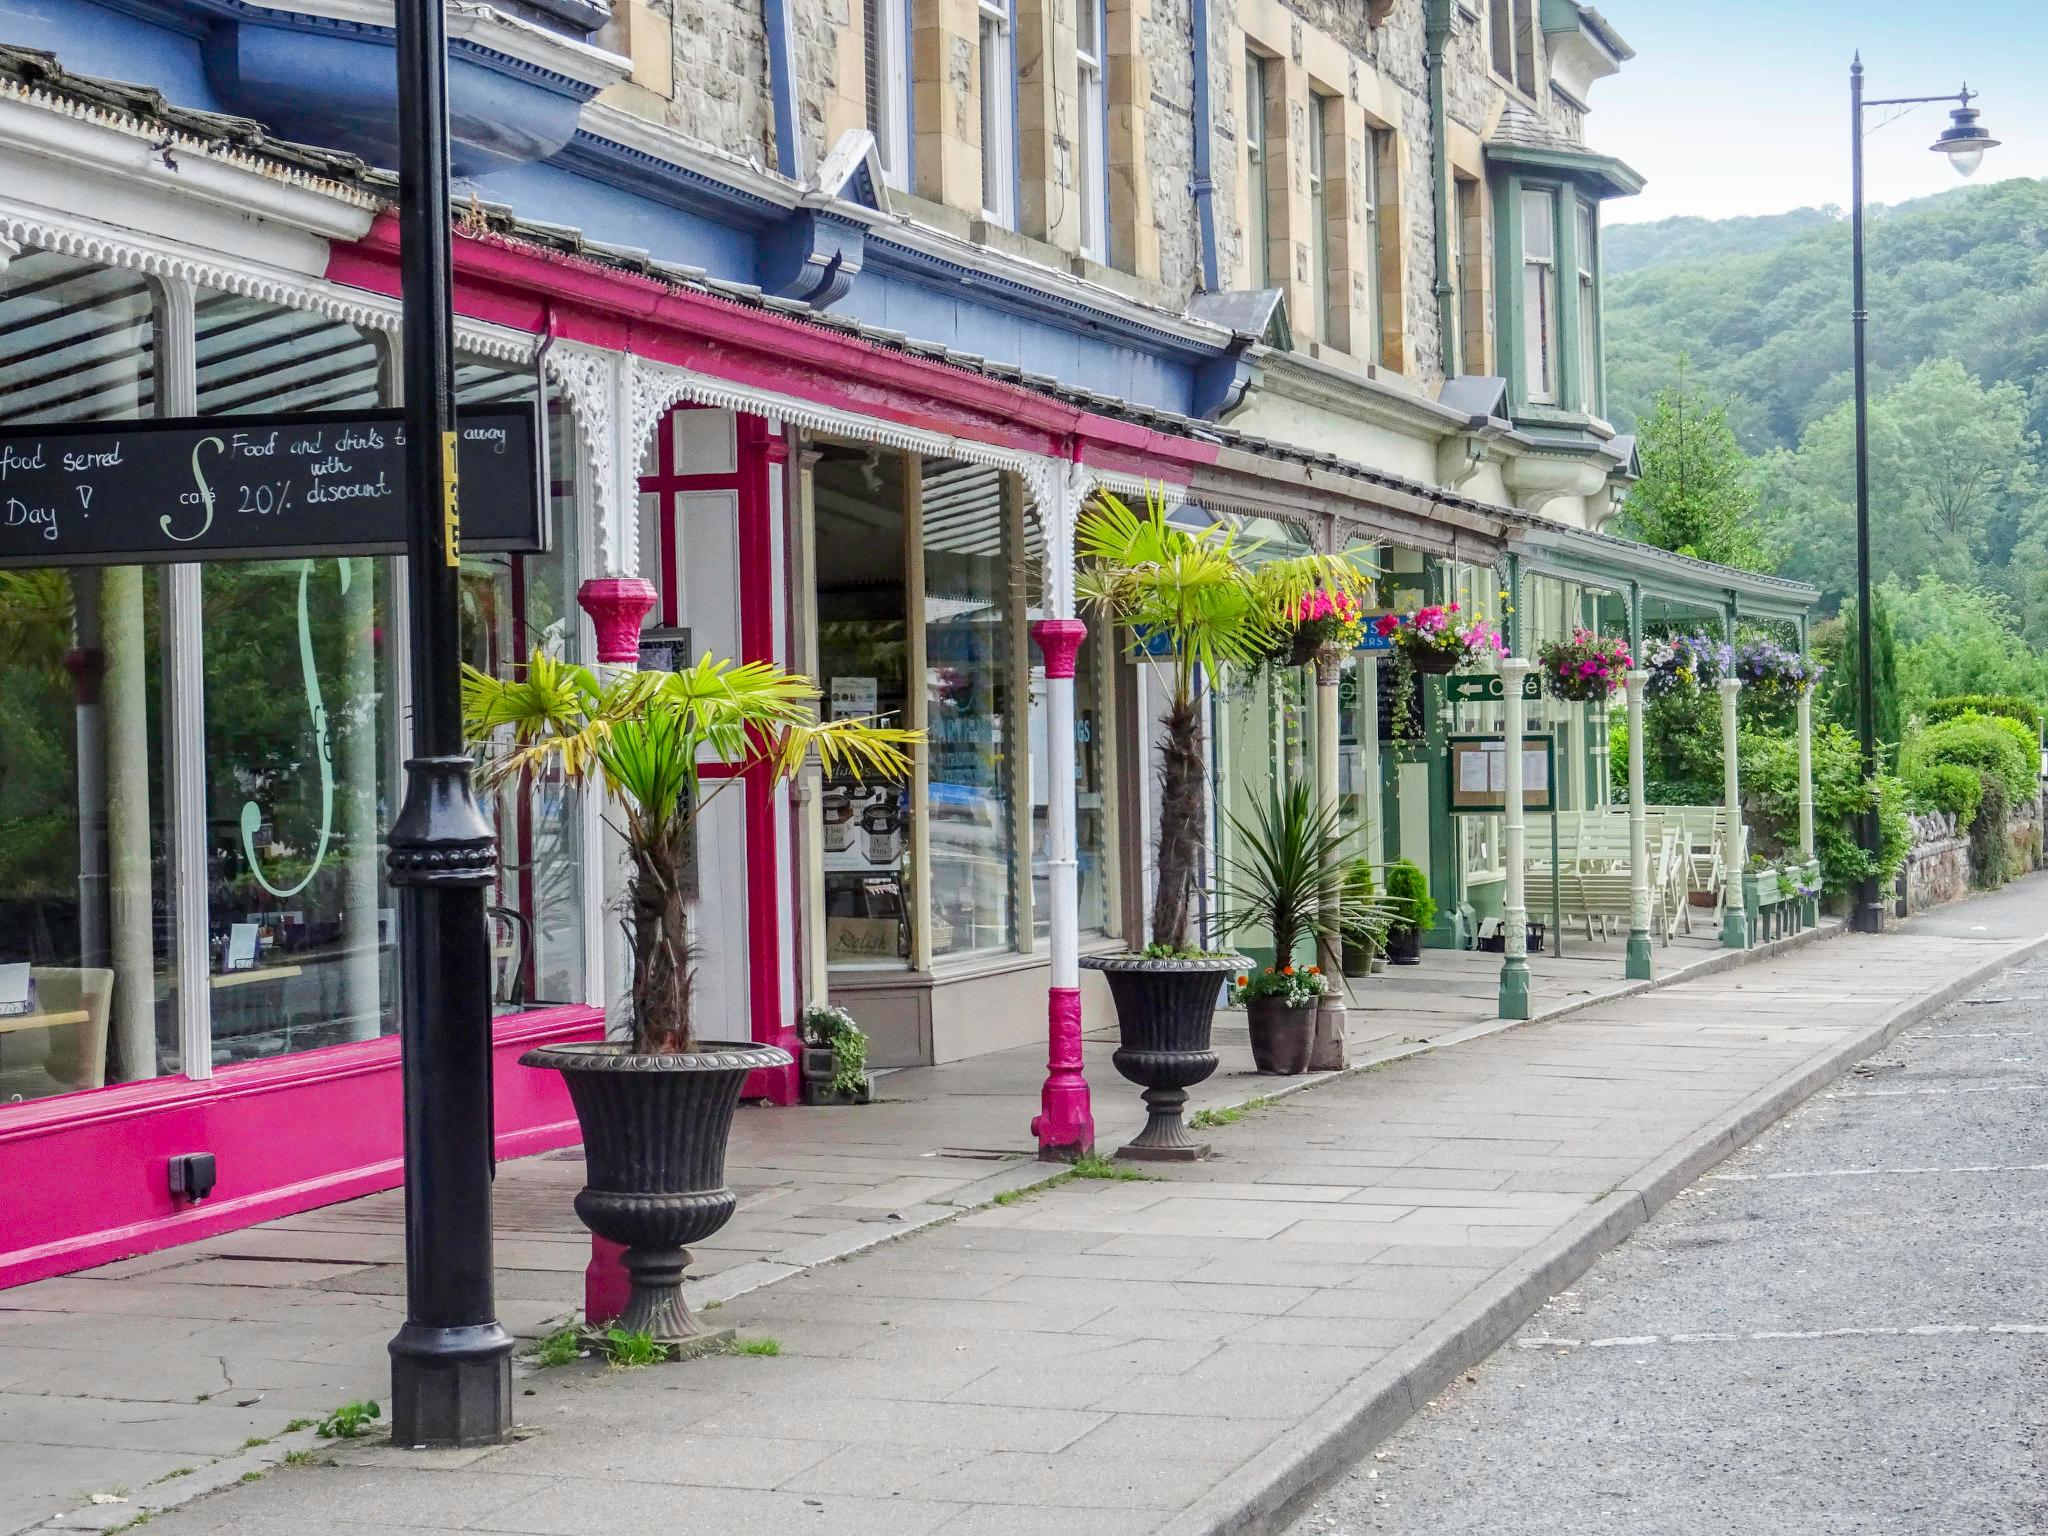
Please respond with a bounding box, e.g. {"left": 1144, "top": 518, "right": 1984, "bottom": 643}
{"left": 0, "top": 253, "right": 173, "bottom": 1105}
{"left": 456, "top": 358, "right": 587, "bottom": 1010}
{"left": 1521, "top": 188, "right": 1559, "bottom": 404}
{"left": 1244, "top": 52, "right": 1271, "bottom": 288}
{"left": 923, "top": 460, "right": 1016, "bottom": 959}
{"left": 194, "top": 295, "right": 397, "bottom": 1059}
{"left": 814, "top": 446, "right": 915, "bottom": 969}
{"left": 978, "top": 0, "right": 1015, "bottom": 225}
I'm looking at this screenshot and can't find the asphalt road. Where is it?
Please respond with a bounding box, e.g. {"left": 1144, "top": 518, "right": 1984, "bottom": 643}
{"left": 1292, "top": 943, "right": 2048, "bottom": 1536}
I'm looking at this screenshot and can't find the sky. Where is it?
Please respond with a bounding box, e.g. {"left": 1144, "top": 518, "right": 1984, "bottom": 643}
{"left": 1584, "top": 2, "right": 2048, "bottom": 225}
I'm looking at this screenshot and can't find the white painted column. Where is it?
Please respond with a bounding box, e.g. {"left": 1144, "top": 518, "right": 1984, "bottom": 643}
{"left": 1359, "top": 654, "right": 1384, "bottom": 870}
{"left": 1310, "top": 649, "right": 1346, "bottom": 1070}
{"left": 1624, "top": 668, "right": 1652, "bottom": 980}
{"left": 1720, "top": 676, "right": 1749, "bottom": 948}
{"left": 1498, "top": 656, "right": 1532, "bottom": 1019}
{"left": 1796, "top": 684, "right": 1817, "bottom": 928}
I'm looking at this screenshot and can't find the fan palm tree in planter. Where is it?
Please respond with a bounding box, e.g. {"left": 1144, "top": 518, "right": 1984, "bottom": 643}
{"left": 1075, "top": 490, "right": 1368, "bottom": 1153}
{"left": 1383, "top": 858, "right": 1436, "bottom": 965}
{"left": 465, "top": 651, "right": 916, "bottom": 1344}
{"left": 1217, "top": 780, "right": 1400, "bottom": 1075}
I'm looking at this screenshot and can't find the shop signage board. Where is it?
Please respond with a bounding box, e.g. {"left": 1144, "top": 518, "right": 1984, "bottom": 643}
{"left": 1445, "top": 671, "right": 1540, "bottom": 704}
{"left": 0, "top": 405, "right": 543, "bottom": 567}
{"left": 1445, "top": 733, "right": 1555, "bottom": 814}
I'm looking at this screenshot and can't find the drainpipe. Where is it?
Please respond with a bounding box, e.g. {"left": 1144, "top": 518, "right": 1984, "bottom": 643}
{"left": 764, "top": 0, "right": 802, "bottom": 180}
{"left": 1189, "top": 0, "right": 1221, "bottom": 290}
{"left": 1425, "top": 0, "right": 1458, "bottom": 374}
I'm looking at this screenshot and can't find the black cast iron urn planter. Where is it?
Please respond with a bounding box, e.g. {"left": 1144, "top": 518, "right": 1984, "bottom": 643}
{"left": 519, "top": 1039, "right": 790, "bottom": 1344}
{"left": 1080, "top": 952, "right": 1246, "bottom": 1160}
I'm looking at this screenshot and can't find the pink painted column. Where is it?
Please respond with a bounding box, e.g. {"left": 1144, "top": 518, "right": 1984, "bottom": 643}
{"left": 1028, "top": 617, "right": 1095, "bottom": 1161}
{"left": 573, "top": 575, "right": 657, "bottom": 1320}
{"left": 577, "top": 576, "right": 658, "bottom": 665}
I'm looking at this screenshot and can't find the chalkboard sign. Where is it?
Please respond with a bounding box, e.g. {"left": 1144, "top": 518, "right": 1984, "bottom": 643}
{"left": 0, "top": 405, "right": 543, "bottom": 568}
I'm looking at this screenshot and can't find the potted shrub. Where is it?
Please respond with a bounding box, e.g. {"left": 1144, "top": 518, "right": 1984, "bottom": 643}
{"left": 1383, "top": 858, "right": 1436, "bottom": 964}
{"left": 1537, "top": 629, "right": 1633, "bottom": 704}
{"left": 797, "top": 1002, "right": 871, "bottom": 1105}
{"left": 466, "top": 651, "right": 916, "bottom": 1343}
{"left": 1340, "top": 857, "right": 1386, "bottom": 976}
{"left": 1214, "top": 781, "right": 1399, "bottom": 1076}
{"left": 1076, "top": 490, "right": 1366, "bottom": 1154}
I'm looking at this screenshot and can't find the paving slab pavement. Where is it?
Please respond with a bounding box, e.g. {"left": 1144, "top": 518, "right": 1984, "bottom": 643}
{"left": 8, "top": 875, "right": 2036, "bottom": 1536}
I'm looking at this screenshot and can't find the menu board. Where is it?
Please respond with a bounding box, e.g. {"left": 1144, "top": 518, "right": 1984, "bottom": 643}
{"left": 1446, "top": 734, "right": 1556, "bottom": 814}
{"left": 0, "top": 405, "right": 542, "bottom": 567}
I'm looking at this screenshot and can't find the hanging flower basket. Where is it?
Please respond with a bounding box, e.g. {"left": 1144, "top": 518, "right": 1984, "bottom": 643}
{"left": 1537, "top": 629, "right": 1632, "bottom": 703}
{"left": 1273, "top": 588, "right": 1365, "bottom": 667}
{"left": 1735, "top": 639, "right": 1821, "bottom": 704}
{"left": 1642, "top": 632, "right": 1731, "bottom": 699}
{"left": 1374, "top": 605, "right": 1505, "bottom": 676}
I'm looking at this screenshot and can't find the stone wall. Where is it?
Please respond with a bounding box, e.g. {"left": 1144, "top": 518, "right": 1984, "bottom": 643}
{"left": 1898, "top": 792, "right": 2047, "bottom": 915}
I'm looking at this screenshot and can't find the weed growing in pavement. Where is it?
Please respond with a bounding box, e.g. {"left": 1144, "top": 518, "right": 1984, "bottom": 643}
{"left": 530, "top": 1327, "right": 583, "bottom": 1368}
{"left": 1069, "top": 1153, "right": 1156, "bottom": 1181}
{"left": 315, "top": 1401, "right": 381, "bottom": 1440}
{"left": 1191, "top": 1095, "right": 1275, "bottom": 1129}
{"left": 734, "top": 1337, "right": 781, "bottom": 1356}
{"left": 240, "top": 1437, "right": 269, "bottom": 1451}
{"left": 283, "top": 1418, "right": 316, "bottom": 1433}
{"left": 160, "top": 1470, "right": 192, "bottom": 1482}
{"left": 600, "top": 1327, "right": 669, "bottom": 1368}
{"left": 239, "top": 1472, "right": 263, "bottom": 1484}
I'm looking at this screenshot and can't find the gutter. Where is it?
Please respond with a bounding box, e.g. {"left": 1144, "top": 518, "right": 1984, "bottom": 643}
{"left": 1424, "top": 0, "right": 1458, "bottom": 371}
{"left": 1189, "top": 0, "right": 1221, "bottom": 290}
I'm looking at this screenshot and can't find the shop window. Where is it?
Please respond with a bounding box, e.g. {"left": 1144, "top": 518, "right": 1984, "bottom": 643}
{"left": 1520, "top": 187, "right": 1560, "bottom": 404}
{"left": 455, "top": 358, "right": 588, "bottom": 1012}
{"left": 864, "top": 0, "right": 909, "bottom": 189}
{"left": 978, "top": 0, "right": 1015, "bottom": 226}
{"left": 814, "top": 446, "right": 915, "bottom": 969}
{"left": 194, "top": 294, "right": 398, "bottom": 1061}
{"left": 0, "top": 252, "right": 173, "bottom": 1104}
{"left": 1243, "top": 52, "right": 1271, "bottom": 288}
{"left": 923, "top": 460, "right": 1018, "bottom": 959}
{"left": 1075, "top": 0, "right": 1108, "bottom": 263}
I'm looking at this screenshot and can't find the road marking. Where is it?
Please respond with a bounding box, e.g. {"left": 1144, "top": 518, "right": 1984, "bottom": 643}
{"left": 1707, "top": 1163, "right": 2048, "bottom": 1183}
{"left": 1826, "top": 1083, "right": 2044, "bottom": 1098}
{"left": 1521, "top": 1323, "right": 2048, "bottom": 1350}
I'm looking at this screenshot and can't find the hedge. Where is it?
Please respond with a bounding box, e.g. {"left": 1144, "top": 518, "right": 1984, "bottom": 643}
{"left": 1905, "top": 762, "right": 1983, "bottom": 826}
{"left": 1908, "top": 715, "right": 2037, "bottom": 805}
{"left": 1925, "top": 693, "right": 2042, "bottom": 736}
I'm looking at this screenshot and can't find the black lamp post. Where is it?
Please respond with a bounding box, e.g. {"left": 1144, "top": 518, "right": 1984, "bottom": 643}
{"left": 386, "top": 0, "right": 515, "bottom": 1445}
{"left": 1847, "top": 57, "right": 1997, "bottom": 934}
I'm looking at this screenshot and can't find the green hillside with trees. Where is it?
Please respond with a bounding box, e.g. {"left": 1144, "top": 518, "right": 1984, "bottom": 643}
{"left": 1605, "top": 176, "right": 2048, "bottom": 706}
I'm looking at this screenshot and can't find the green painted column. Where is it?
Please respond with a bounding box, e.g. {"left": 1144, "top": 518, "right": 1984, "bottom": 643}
{"left": 1719, "top": 674, "right": 1750, "bottom": 949}
{"left": 1498, "top": 655, "right": 1533, "bottom": 1019}
{"left": 1625, "top": 666, "right": 1653, "bottom": 979}
{"left": 1796, "top": 684, "right": 1818, "bottom": 929}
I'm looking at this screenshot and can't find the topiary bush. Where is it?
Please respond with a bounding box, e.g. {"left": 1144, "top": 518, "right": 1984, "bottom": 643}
{"left": 1925, "top": 693, "right": 2041, "bottom": 736}
{"left": 1905, "top": 762, "right": 1984, "bottom": 825}
{"left": 1909, "top": 715, "right": 2036, "bottom": 804}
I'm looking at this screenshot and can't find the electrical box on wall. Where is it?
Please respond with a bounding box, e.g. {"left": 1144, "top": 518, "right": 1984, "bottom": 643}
{"left": 167, "top": 1153, "right": 217, "bottom": 1204}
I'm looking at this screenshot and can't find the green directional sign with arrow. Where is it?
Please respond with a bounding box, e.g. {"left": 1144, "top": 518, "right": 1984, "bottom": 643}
{"left": 1445, "top": 672, "right": 1541, "bottom": 704}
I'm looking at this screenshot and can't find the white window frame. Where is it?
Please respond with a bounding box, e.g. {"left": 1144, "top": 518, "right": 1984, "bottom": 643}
{"left": 1244, "top": 52, "right": 1270, "bottom": 289}
{"left": 864, "top": 0, "right": 910, "bottom": 190}
{"left": 1575, "top": 199, "right": 1599, "bottom": 414}
{"left": 1076, "top": 0, "right": 1108, "bottom": 263}
{"left": 1521, "top": 187, "right": 1559, "bottom": 405}
{"left": 977, "top": 0, "right": 1015, "bottom": 226}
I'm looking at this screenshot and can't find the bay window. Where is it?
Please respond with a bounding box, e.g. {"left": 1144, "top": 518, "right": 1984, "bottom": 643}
{"left": 1576, "top": 200, "right": 1600, "bottom": 414}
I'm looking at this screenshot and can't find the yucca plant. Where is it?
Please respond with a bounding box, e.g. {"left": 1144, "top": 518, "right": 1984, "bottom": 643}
{"left": 1214, "top": 779, "right": 1401, "bottom": 966}
{"left": 464, "top": 650, "right": 917, "bottom": 1053}
{"left": 1077, "top": 490, "right": 1369, "bottom": 952}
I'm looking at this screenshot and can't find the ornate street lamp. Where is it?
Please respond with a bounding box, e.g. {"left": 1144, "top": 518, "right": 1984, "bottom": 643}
{"left": 1846, "top": 58, "right": 1996, "bottom": 933}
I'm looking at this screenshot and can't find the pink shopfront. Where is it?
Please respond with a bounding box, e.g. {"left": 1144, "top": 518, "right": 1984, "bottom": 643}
{"left": 0, "top": 180, "right": 1212, "bottom": 1284}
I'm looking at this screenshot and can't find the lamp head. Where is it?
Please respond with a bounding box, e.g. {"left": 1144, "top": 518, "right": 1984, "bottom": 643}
{"left": 1932, "top": 90, "right": 1999, "bottom": 178}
